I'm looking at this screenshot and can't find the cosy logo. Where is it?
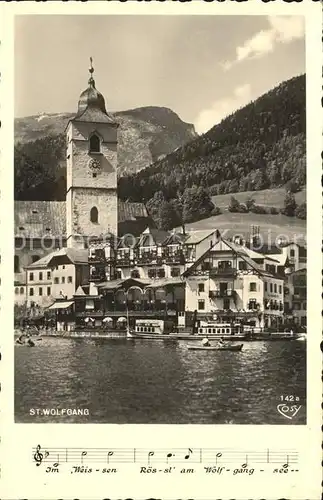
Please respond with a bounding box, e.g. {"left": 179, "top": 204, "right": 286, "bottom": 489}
{"left": 276, "top": 404, "right": 302, "bottom": 420}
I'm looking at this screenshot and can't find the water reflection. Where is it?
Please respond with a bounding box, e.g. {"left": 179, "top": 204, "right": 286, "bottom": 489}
{"left": 15, "top": 338, "right": 306, "bottom": 424}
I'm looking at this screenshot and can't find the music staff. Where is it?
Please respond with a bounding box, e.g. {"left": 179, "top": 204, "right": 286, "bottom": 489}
{"left": 32, "top": 445, "right": 299, "bottom": 468}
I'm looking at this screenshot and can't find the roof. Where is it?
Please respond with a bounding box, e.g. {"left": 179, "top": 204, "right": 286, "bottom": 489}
{"left": 15, "top": 200, "right": 148, "bottom": 238}
{"left": 98, "top": 277, "right": 150, "bottom": 290}
{"left": 118, "top": 201, "right": 148, "bottom": 223}
{"left": 183, "top": 229, "right": 218, "bottom": 245}
{"left": 74, "top": 286, "right": 86, "bottom": 296}
{"left": 146, "top": 278, "right": 184, "bottom": 289}
{"left": 27, "top": 248, "right": 88, "bottom": 269}
{"left": 183, "top": 237, "right": 273, "bottom": 278}
{"left": 15, "top": 201, "right": 66, "bottom": 238}
{"left": 138, "top": 229, "right": 170, "bottom": 247}
{"left": 47, "top": 300, "right": 74, "bottom": 310}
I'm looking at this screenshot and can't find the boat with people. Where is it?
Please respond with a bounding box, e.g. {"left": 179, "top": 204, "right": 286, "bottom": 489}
{"left": 187, "top": 343, "right": 243, "bottom": 352}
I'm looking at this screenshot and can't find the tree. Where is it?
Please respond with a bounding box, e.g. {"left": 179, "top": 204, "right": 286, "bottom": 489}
{"left": 295, "top": 202, "right": 306, "bottom": 220}
{"left": 245, "top": 196, "right": 255, "bottom": 211}
{"left": 282, "top": 191, "right": 297, "bottom": 217}
{"left": 228, "top": 196, "right": 241, "bottom": 213}
{"left": 156, "top": 200, "right": 178, "bottom": 230}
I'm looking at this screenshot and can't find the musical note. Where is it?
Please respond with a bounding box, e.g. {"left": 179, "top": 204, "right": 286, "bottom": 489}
{"left": 184, "top": 448, "right": 193, "bottom": 460}
{"left": 81, "top": 451, "right": 87, "bottom": 464}
{"left": 107, "top": 451, "right": 114, "bottom": 464}
{"left": 166, "top": 452, "right": 173, "bottom": 464}
{"left": 283, "top": 455, "right": 289, "bottom": 468}
{"left": 148, "top": 451, "right": 154, "bottom": 465}
{"left": 215, "top": 452, "right": 222, "bottom": 466}
{"left": 34, "top": 445, "right": 44, "bottom": 466}
{"left": 241, "top": 454, "right": 248, "bottom": 468}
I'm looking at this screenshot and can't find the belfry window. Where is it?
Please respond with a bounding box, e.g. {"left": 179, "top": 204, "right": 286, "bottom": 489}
{"left": 89, "top": 134, "right": 100, "bottom": 153}
{"left": 90, "top": 206, "right": 99, "bottom": 223}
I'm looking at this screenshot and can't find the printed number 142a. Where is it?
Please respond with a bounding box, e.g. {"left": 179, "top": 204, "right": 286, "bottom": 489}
{"left": 280, "top": 395, "right": 300, "bottom": 402}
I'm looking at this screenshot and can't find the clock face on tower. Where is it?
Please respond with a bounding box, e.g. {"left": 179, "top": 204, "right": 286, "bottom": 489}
{"left": 88, "top": 157, "right": 101, "bottom": 176}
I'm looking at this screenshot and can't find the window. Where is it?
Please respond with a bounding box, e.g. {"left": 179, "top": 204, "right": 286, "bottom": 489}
{"left": 264, "top": 282, "right": 268, "bottom": 292}
{"left": 274, "top": 283, "right": 277, "bottom": 293}
{"left": 131, "top": 270, "right": 140, "bottom": 279}
{"left": 279, "top": 285, "right": 282, "bottom": 294}
{"left": 198, "top": 283, "right": 205, "bottom": 293}
{"left": 54, "top": 277, "right": 59, "bottom": 284}
{"left": 89, "top": 134, "right": 100, "bottom": 153}
{"left": 148, "top": 269, "right": 156, "bottom": 279}
{"left": 290, "top": 249, "right": 295, "bottom": 257}
{"left": 61, "top": 277, "right": 65, "bottom": 284}
{"left": 238, "top": 261, "right": 247, "bottom": 270}
{"left": 248, "top": 299, "right": 257, "bottom": 310}
{"left": 14, "top": 255, "right": 20, "bottom": 273}
{"left": 198, "top": 300, "right": 205, "bottom": 310}
{"left": 249, "top": 282, "right": 257, "bottom": 292}
{"left": 47, "top": 271, "right": 51, "bottom": 280}
{"left": 90, "top": 206, "right": 98, "bottom": 223}
{"left": 47, "top": 287, "right": 51, "bottom": 296}
{"left": 39, "top": 287, "right": 43, "bottom": 296}
{"left": 39, "top": 272, "right": 43, "bottom": 281}
{"left": 270, "top": 283, "right": 273, "bottom": 293}
{"left": 68, "top": 276, "right": 73, "bottom": 283}
{"left": 116, "top": 270, "right": 122, "bottom": 279}
{"left": 157, "top": 269, "right": 165, "bottom": 278}
{"left": 15, "top": 287, "right": 19, "bottom": 295}
{"left": 20, "top": 287, "right": 24, "bottom": 294}
{"left": 29, "top": 272, "right": 34, "bottom": 281}
{"left": 31, "top": 255, "right": 40, "bottom": 263}
{"left": 29, "top": 288, "right": 34, "bottom": 296}
{"left": 171, "top": 268, "right": 180, "bottom": 277}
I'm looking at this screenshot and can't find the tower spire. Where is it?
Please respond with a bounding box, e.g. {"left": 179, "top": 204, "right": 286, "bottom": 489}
{"left": 88, "top": 56, "right": 95, "bottom": 87}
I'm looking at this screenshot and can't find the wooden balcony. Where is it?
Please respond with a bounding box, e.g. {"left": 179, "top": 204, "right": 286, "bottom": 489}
{"left": 209, "top": 268, "right": 237, "bottom": 278}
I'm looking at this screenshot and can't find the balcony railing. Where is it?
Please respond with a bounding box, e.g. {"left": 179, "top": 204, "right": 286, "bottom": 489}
{"left": 116, "top": 257, "right": 132, "bottom": 267}
{"left": 88, "top": 254, "right": 114, "bottom": 264}
{"left": 209, "top": 268, "right": 237, "bottom": 278}
{"left": 209, "top": 290, "right": 236, "bottom": 299}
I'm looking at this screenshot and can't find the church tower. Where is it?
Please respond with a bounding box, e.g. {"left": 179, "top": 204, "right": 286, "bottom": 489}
{"left": 66, "top": 58, "right": 118, "bottom": 248}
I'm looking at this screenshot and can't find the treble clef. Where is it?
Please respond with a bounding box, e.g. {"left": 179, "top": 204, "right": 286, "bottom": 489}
{"left": 34, "top": 444, "right": 44, "bottom": 466}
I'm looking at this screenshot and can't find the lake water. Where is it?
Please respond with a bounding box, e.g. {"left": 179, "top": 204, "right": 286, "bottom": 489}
{"left": 15, "top": 338, "right": 306, "bottom": 424}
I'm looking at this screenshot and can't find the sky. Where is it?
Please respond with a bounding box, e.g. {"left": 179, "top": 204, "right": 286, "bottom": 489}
{"left": 15, "top": 15, "right": 305, "bottom": 133}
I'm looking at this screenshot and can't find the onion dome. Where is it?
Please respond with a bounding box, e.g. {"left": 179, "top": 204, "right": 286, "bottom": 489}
{"left": 74, "top": 57, "right": 115, "bottom": 124}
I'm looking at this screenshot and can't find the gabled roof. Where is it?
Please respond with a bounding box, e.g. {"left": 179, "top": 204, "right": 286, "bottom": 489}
{"left": 183, "top": 229, "right": 219, "bottom": 245}
{"left": 74, "top": 285, "right": 86, "bottom": 296}
{"left": 26, "top": 248, "right": 88, "bottom": 269}
{"left": 183, "top": 237, "right": 276, "bottom": 278}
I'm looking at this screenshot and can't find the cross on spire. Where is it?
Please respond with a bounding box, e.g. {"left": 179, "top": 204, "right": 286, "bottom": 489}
{"left": 88, "top": 56, "right": 95, "bottom": 86}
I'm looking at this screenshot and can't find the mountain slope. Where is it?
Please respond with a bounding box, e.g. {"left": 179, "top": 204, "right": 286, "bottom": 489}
{"left": 118, "top": 75, "right": 306, "bottom": 202}
{"left": 14, "top": 106, "right": 197, "bottom": 201}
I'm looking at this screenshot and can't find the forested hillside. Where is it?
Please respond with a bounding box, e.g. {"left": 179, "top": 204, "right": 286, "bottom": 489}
{"left": 118, "top": 75, "right": 306, "bottom": 202}
{"left": 14, "top": 107, "right": 196, "bottom": 200}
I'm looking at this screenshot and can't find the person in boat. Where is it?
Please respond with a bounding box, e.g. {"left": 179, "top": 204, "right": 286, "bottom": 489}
{"left": 201, "top": 337, "right": 210, "bottom": 347}
{"left": 217, "top": 337, "right": 227, "bottom": 348}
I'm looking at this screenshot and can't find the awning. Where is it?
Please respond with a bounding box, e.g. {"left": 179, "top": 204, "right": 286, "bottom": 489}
{"left": 117, "top": 317, "right": 127, "bottom": 322}
{"left": 102, "top": 316, "right": 113, "bottom": 323}
{"left": 146, "top": 279, "right": 184, "bottom": 289}
{"left": 47, "top": 300, "right": 74, "bottom": 310}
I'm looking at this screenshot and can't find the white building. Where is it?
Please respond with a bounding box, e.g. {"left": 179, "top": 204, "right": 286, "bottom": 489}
{"left": 183, "top": 238, "right": 285, "bottom": 329}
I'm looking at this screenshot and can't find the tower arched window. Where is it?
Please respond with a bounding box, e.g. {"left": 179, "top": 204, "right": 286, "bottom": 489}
{"left": 14, "top": 255, "right": 20, "bottom": 273}
{"left": 90, "top": 206, "right": 99, "bottom": 223}
{"left": 89, "top": 134, "right": 100, "bottom": 153}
